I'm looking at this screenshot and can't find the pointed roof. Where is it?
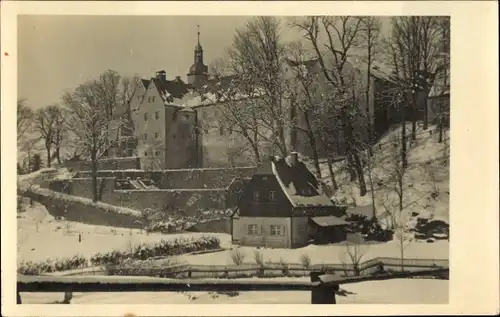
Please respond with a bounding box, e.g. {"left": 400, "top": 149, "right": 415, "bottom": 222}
{"left": 253, "top": 155, "right": 334, "bottom": 208}
{"left": 150, "top": 77, "right": 192, "bottom": 101}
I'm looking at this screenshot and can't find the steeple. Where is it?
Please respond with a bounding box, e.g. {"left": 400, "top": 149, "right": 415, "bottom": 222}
{"left": 187, "top": 24, "right": 208, "bottom": 88}
{"left": 194, "top": 24, "right": 203, "bottom": 63}
{"left": 196, "top": 25, "right": 201, "bottom": 49}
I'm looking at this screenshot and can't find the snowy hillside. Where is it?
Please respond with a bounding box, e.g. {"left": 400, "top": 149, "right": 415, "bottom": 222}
{"left": 313, "top": 123, "right": 449, "bottom": 227}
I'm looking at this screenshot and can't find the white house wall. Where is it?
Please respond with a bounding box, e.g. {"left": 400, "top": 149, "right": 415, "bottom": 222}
{"left": 232, "top": 216, "right": 291, "bottom": 249}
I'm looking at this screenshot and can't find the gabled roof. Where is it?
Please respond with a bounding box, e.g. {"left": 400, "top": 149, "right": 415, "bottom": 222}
{"left": 267, "top": 155, "right": 334, "bottom": 208}
{"left": 141, "top": 79, "right": 151, "bottom": 89}
{"left": 150, "top": 77, "right": 193, "bottom": 101}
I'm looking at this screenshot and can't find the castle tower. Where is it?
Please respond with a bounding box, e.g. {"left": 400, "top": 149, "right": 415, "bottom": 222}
{"left": 187, "top": 25, "right": 208, "bottom": 88}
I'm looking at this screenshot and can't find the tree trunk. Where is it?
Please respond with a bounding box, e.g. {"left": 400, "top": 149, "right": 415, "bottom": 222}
{"left": 438, "top": 104, "right": 444, "bottom": 143}
{"left": 304, "top": 110, "right": 322, "bottom": 179}
{"left": 423, "top": 95, "right": 429, "bottom": 130}
{"left": 56, "top": 147, "right": 61, "bottom": 165}
{"left": 46, "top": 146, "right": 51, "bottom": 168}
{"left": 411, "top": 92, "right": 417, "bottom": 141}
{"left": 326, "top": 156, "right": 338, "bottom": 192}
{"left": 251, "top": 143, "right": 261, "bottom": 165}
{"left": 91, "top": 152, "right": 98, "bottom": 202}
{"left": 400, "top": 238, "right": 405, "bottom": 272}
{"left": 365, "top": 56, "right": 373, "bottom": 154}
{"left": 352, "top": 152, "right": 367, "bottom": 197}
{"left": 401, "top": 102, "right": 408, "bottom": 169}
{"left": 366, "top": 161, "right": 376, "bottom": 219}
{"left": 347, "top": 155, "right": 357, "bottom": 182}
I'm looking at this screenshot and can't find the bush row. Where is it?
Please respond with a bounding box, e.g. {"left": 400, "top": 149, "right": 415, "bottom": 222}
{"left": 18, "top": 235, "right": 221, "bottom": 275}
{"left": 18, "top": 255, "right": 88, "bottom": 275}
{"left": 90, "top": 235, "right": 220, "bottom": 265}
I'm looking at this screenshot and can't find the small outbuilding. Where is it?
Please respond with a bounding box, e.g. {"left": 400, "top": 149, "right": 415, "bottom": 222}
{"left": 231, "top": 153, "right": 347, "bottom": 249}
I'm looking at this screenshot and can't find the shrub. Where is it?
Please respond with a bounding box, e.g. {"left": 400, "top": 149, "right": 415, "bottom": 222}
{"left": 279, "top": 257, "right": 290, "bottom": 276}
{"left": 19, "top": 235, "right": 221, "bottom": 274}
{"left": 300, "top": 254, "right": 311, "bottom": 269}
{"left": 230, "top": 249, "right": 245, "bottom": 265}
{"left": 18, "top": 255, "right": 88, "bottom": 275}
{"left": 253, "top": 250, "right": 264, "bottom": 266}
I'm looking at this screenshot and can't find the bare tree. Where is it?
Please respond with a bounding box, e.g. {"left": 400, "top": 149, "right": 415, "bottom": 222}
{"left": 51, "top": 107, "right": 69, "bottom": 165}
{"left": 384, "top": 133, "right": 408, "bottom": 213}
{"left": 62, "top": 71, "right": 131, "bottom": 202}
{"left": 33, "top": 105, "right": 64, "bottom": 167}
{"left": 17, "top": 99, "right": 33, "bottom": 142}
{"left": 387, "top": 17, "right": 443, "bottom": 137}
{"left": 339, "top": 234, "right": 368, "bottom": 276}
{"left": 361, "top": 147, "right": 378, "bottom": 219}
{"left": 292, "top": 16, "right": 368, "bottom": 196}
{"left": 229, "top": 16, "right": 290, "bottom": 156}
{"left": 286, "top": 41, "right": 324, "bottom": 179}
{"left": 204, "top": 58, "right": 268, "bottom": 165}
{"left": 359, "top": 17, "right": 382, "bottom": 153}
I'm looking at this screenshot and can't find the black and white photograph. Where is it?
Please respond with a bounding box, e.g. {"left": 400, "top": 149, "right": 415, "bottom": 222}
{"left": 2, "top": 0, "right": 498, "bottom": 314}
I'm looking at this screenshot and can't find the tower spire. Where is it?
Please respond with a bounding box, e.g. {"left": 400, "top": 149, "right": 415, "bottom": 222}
{"left": 197, "top": 24, "right": 200, "bottom": 46}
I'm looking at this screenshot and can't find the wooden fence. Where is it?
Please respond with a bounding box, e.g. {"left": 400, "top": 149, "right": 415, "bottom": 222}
{"left": 97, "top": 257, "right": 449, "bottom": 279}
{"left": 17, "top": 267, "right": 448, "bottom": 304}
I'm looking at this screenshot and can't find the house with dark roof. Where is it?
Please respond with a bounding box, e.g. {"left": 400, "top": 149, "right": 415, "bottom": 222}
{"left": 231, "top": 152, "right": 347, "bottom": 248}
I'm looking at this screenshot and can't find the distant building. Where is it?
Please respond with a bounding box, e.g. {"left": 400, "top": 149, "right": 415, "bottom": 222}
{"left": 230, "top": 152, "right": 347, "bottom": 249}
{"left": 107, "top": 26, "right": 411, "bottom": 170}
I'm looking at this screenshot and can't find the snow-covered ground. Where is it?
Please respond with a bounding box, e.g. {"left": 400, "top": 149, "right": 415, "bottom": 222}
{"left": 17, "top": 203, "right": 230, "bottom": 263}
{"left": 19, "top": 278, "right": 448, "bottom": 304}
{"left": 313, "top": 123, "right": 450, "bottom": 226}
{"left": 18, "top": 202, "right": 447, "bottom": 265}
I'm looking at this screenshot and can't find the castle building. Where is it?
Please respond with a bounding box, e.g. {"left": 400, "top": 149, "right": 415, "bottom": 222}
{"left": 109, "top": 27, "right": 407, "bottom": 170}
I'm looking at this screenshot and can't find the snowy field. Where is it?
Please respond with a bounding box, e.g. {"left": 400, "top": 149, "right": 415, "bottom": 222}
{"left": 19, "top": 278, "right": 448, "bottom": 304}
{"left": 17, "top": 202, "right": 230, "bottom": 263}
{"left": 18, "top": 202, "right": 448, "bottom": 265}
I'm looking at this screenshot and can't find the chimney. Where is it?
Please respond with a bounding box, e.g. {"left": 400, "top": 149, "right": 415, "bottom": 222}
{"left": 156, "top": 70, "right": 166, "bottom": 81}
{"left": 290, "top": 152, "right": 299, "bottom": 166}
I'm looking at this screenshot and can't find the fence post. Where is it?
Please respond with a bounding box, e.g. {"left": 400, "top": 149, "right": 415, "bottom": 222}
{"left": 310, "top": 271, "right": 338, "bottom": 304}
{"left": 63, "top": 291, "right": 73, "bottom": 304}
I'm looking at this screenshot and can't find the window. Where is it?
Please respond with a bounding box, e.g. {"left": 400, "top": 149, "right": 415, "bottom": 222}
{"left": 155, "top": 111, "right": 160, "bottom": 120}
{"left": 253, "top": 191, "right": 260, "bottom": 201}
{"left": 172, "top": 134, "right": 176, "bottom": 140}
{"left": 155, "top": 151, "right": 160, "bottom": 156}
{"left": 270, "top": 225, "right": 282, "bottom": 236}
{"left": 151, "top": 96, "right": 155, "bottom": 103}
{"left": 248, "top": 224, "right": 259, "bottom": 235}
{"left": 143, "top": 133, "right": 148, "bottom": 141}
{"left": 144, "top": 152, "right": 148, "bottom": 157}
{"left": 137, "top": 95, "right": 141, "bottom": 101}
{"left": 154, "top": 132, "right": 159, "bottom": 139}
{"left": 302, "top": 188, "right": 312, "bottom": 195}
{"left": 269, "top": 191, "right": 276, "bottom": 201}
{"left": 144, "top": 113, "right": 148, "bottom": 121}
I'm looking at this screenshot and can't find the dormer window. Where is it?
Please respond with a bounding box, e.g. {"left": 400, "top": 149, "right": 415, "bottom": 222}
{"left": 269, "top": 191, "right": 276, "bottom": 201}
